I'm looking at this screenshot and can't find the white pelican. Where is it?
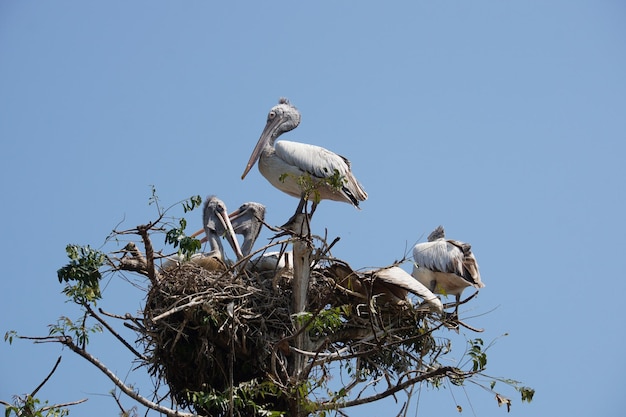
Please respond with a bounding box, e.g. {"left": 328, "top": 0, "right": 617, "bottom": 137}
{"left": 412, "top": 226, "right": 484, "bottom": 314}
{"left": 241, "top": 98, "right": 367, "bottom": 217}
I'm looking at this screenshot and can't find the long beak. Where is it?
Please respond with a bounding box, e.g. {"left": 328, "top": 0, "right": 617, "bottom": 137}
{"left": 217, "top": 209, "right": 244, "bottom": 260}
{"left": 190, "top": 208, "right": 246, "bottom": 244}
{"left": 241, "top": 116, "right": 281, "bottom": 180}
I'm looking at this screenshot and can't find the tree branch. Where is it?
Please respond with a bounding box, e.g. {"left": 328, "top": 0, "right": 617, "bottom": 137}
{"left": 30, "top": 355, "right": 62, "bottom": 397}
{"left": 55, "top": 335, "right": 194, "bottom": 417}
{"left": 317, "top": 366, "right": 464, "bottom": 410}
{"left": 84, "top": 304, "right": 148, "bottom": 361}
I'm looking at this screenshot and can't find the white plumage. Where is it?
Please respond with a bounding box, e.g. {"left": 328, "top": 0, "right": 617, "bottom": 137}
{"left": 241, "top": 98, "right": 367, "bottom": 214}
{"left": 412, "top": 226, "right": 484, "bottom": 313}
{"left": 369, "top": 266, "right": 443, "bottom": 313}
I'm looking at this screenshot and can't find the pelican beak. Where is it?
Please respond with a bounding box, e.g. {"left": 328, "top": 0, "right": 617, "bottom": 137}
{"left": 241, "top": 114, "right": 283, "bottom": 180}
{"left": 190, "top": 206, "right": 251, "bottom": 245}
{"left": 217, "top": 209, "right": 244, "bottom": 260}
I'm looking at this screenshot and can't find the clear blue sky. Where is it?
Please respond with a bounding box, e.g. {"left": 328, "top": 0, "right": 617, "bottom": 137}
{"left": 1, "top": 1, "right": 624, "bottom": 416}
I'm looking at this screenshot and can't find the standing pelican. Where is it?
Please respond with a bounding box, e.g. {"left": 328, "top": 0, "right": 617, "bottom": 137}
{"left": 241, "top": 98, "right": 367, "bottom": 217}
{"left": 412, "top": 226, "right": 484, "bottom": 314}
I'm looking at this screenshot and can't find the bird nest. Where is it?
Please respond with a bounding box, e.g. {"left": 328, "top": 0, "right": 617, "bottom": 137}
{"left": 142, "top": 258, "right": 439, "bottom": 415}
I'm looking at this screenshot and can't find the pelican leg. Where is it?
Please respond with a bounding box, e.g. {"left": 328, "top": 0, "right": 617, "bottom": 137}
{"left": 278, "top": 194, "right": 315, "bottom": 237}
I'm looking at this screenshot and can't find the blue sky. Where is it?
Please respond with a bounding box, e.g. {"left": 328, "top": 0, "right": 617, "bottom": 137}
{"left": 1, "top": 1, "right": 625, "bottom": 416}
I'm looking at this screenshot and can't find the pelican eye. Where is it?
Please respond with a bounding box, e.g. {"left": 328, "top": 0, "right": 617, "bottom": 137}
{"left": 268, "top": 111, "right": 276, "bottom": 119}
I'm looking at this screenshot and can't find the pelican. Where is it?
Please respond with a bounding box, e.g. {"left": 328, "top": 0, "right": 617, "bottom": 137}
{"left": 367, "top": 267, "right": 443, "bottom": 313}
{"left": 412, "top": 226, "right": 484, "bottom": 314}
{"left": 192, "top": 201, "right": 266, "bottom": 257}
{"left": 165, "top": 196, "right": 243, "bottom": 271}
{"left": 330, "top": 263, "right": 443, "bottom": 313}
{"left": 227, "top": 201, "right": 293, "bottom": 275}
{"left": 241, "top": 98, "right": 367, "bottom": 218}
{"left": 228, "top": 201, "right": 266, "bottom": 257}
{"left": 200, "top": 196, "right": 244, "bottom": 261}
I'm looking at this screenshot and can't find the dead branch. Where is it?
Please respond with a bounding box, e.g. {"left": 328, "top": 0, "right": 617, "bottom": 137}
{"left": 84, "top": 304, "right": 148, "bottom": 361}
{"left": 55, "top": 335, "right": 194, "bottom": 417}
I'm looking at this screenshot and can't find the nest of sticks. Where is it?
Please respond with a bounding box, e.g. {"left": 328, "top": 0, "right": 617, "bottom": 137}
{"left": 141, "top": 255, "right": 439, "bottom": 414}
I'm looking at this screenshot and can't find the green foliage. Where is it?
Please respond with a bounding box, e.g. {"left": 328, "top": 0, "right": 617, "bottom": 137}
{"left": 519, "top": 386, "right": 535, "bottom": 403}
{"left": 147, "top": 185, "right": 160, "bottom": 208}
{"left": 164, "top": 218, "right": 202, "bottom": 261}
{"left": 468, "top": 338, "right": 487, "bottom": 372}
{"left": 182, "top": 195, "right": 202, "bottom": 213}
{"left": 4, "top": 330, "right": 17, "bottom": 345}
{"left": 185, "top": 380, "right": 285, "bottom": 417}
{"left": 48, "top": 316, "right": 103, "bottom": 347}
{"left": 4, "top": 395, "right": 69, "bottom": 417}
{"left": 57, "top": 245, "right": 106, "bottom": 303}
{"left": 307, "top": 307, "right": 346, "bottom": 339}
{"left": 279, "top": 170, "right": 346, "bottom": 206}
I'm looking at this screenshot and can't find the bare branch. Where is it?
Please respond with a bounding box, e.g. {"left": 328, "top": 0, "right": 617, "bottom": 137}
{"left": 317, "top": 366, "right": 464, "bottom": 410}
{"left": 40, "top": 398, "right": 88, "bottom": 411}
{"left": 55, "top": 335, "right": 194, "bottom": 417}
{"left": 84, "top": 304, "right": 148, "bottom": 361}
{"left": 30, "top": 355, "right": 62, "bottom": 397}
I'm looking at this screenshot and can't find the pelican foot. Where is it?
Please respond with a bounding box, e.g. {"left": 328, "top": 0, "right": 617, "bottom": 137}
{"left": 279, "top": 212, "right": 311, "bottom": 237}
{"left": 442, "top": 312, "right": 484, "bottom": 333}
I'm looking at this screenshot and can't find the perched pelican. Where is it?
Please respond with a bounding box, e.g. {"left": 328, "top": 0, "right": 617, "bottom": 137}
{"left": 191, "top": 199, "right": 293, "bottom": 274}
{"left": 241, "top": 98, "right": 367, "bottom": 217}
{"left": 165, "top": 196, "right": 243, "bottom": 271}
{"left": 227, "top": 201, "right": 293, "bottom": 274}
{"left": 367, "top": 267, "right": 443, "bottom": 313}
{"left": 200, "top": 196, "right": 244, "bottom": 261}
{"left": 330, "top": 263, "right": 443, "bottom": 313}
{"left": 249, "top": 250, "right": 293, "bottom": 275}
{"left": 192, "top": 201, "right": 266, "bottom": 257}
{"left": 228, "top": 201, "right": 266, "bottom": 257}
{"left": 412, "top": 226, "right": 484, "bottom": 313}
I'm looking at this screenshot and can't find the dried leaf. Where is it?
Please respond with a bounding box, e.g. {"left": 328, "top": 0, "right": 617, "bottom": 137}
{"left": 496, "top": 393, "right": 511, "bottom": 412}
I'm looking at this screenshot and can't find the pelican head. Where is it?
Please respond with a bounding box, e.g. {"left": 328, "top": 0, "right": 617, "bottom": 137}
{"left": 229, "top": 202, "right": 266, "bottom": 257}
{"left": 427, "top": 225, "right": 445, "bottom": 241}
{"left": 241, "top": 98, "right": 301, "bottom": 179}
{"left": 202, "top": 196, "right": 244, "bottom": 260}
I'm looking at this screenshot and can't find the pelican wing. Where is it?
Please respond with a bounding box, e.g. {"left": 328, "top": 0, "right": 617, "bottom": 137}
{"left": 413, "top": 240, "right": 462, "bottom": 273}
{"left": 447, "top": 240, "right": 484, "bottom": 288}
{"left": 374, "top": 267, "right": 443, "bottom": 312}
{"left": 413, "top": 240, "right": 483, "bottom": 288}
{"left": 274, "top": 140, "right": 351, "bottom": 179}
{"left": 274, "top": 140, "right": 367, "bottom": 204}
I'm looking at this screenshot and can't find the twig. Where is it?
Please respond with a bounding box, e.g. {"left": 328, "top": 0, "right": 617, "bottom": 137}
{"left": 84, "top": 304, "right": 147, "bottom": 361}
{"left": 40, "top": 399, "right": 88, "bottom": 411}
{"left": 54, "top": 335, "right": 193, "bottom": 417}
{"left": 31, "top": 356, "right": 62, "bottom": 397}
{"left": 317, "top": 366, "right": 463, "bottom": 410}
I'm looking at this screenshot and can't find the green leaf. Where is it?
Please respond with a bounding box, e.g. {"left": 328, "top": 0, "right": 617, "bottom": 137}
{"left": 182, "top": 195, "right": 203, "bottom": 213}
{"left": 519, "top": 386, "right": 535, "bottom": 403}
